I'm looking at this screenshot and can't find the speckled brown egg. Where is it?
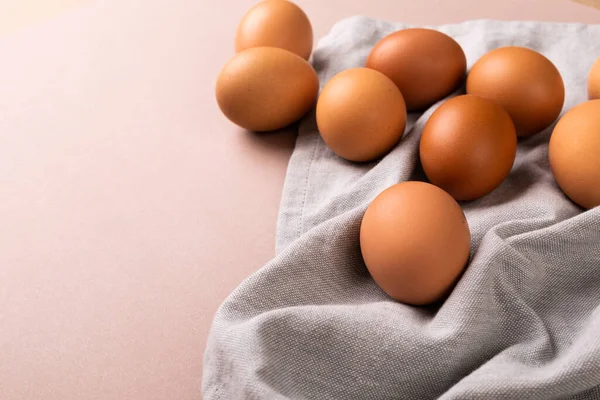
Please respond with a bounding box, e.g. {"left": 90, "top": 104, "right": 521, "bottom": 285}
{"left": 366, "top": 28, "right": 467, "bottom": 111}
{"left": 466, "top": 46, "right": 564, "bottom": 137}
{"left": 549, "top": 99, "right": 600, "bottom": 209}
{"left": 235, "top": 0, "right": 313, "bottom": 60}
{"left": 216, "top": 47, "right": 319, "bottom": 132}
{"left": 360, "top": 181, "right": 471, "bottom": 305}
{"left": 420, "top": 95, "right": 517, "bottom": 201}
{"left": 316, "top": 68, "right": 407, "bottom": 162}
{"left": 588, "top": 57, "right": 600, "bottom": 100}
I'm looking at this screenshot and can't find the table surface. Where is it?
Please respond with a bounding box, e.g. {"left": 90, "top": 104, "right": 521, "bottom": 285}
{"left": 1, "top": 0, "right": 599, "bottom": 399}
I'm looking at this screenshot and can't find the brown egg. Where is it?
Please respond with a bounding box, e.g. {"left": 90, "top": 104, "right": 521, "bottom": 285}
{"left": 549, "top": 100, "right": 600, "bottom": 209}
{"left": 316, "top": 68, "right": 406, "bottom": 162}
{"left": 466, "top": 46, "right": 564, "bottom": 137}
{"left": 235, "top": 0, "right": 313, "bottom": 60}
{"left": 216, "top": 47, "right": 319, "bottom": 132}
{"left": 420, "top": 95, "right": 517, "bottom": 201}
{"left": 360, "top": 182, "right": 471, "bottom": 305}
{"left": 588, "top": 56, "right": 600, "bottom": 100}
{"left": 366, "top": 28, "right": 466, "bottom": 111}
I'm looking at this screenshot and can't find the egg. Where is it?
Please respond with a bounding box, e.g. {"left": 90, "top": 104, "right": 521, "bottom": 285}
{"left": 235, "top": 0, "right": 313, "bottom": 60}
{"left": 420, "top": 95, "right": 517, "bottom": 201}
{"left": 366, "top": 28, "right": 466, "bottom": 111}
{"left": 360, "top": 181, "right": 471, "bottom": 305}
{"left": 588, "top": 56, "right": 600, "bottom": 100}
{"left": 216, "top": 47, "right": 319, "bottom": 132}
{"left": 549, "top": 100, "right": 600, "bottom": 209}
{"left": 316, "top": 68, "right": 406, "bottom": 162}
{"left": 466, "top": 46, "right": 564, "bottom": 137}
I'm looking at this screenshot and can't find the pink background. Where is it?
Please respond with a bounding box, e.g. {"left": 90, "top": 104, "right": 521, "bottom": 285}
{"left": 1, "top": 0, "right": 599, "bottom": 399}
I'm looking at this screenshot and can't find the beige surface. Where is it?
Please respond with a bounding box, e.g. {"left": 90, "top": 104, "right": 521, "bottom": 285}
{"left": 0, "top": 0, "right": 87, "bottom": 35}
{"left": 1, "top": 1, "right": 599, "bottom": 399}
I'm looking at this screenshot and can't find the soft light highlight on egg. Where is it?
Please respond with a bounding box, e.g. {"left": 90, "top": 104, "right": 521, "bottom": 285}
{"left": 466, "top": 46, "right": 564, "bottom": 137}
{"left": 360, "top": 182, "right": 471, "bottom": 305}
{"left": 235, "top": 0, "right": 313, "bottom": 60}
{"left": 216, "top": 47, "right": 319, "bottom": 132}
{"left": 366, "top": 28, "right": 467, "bottom": 111}
{"left": 420, "top": 95, "right": 517, "bottom": 201}
{"left": 549, "top": 99, "right": 600, "bottom": 209}
{"left": 316, "top": 68, "right": 407, "bottom": 162}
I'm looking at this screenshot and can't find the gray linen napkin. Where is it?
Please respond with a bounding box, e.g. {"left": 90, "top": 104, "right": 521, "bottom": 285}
{"left": 203, "top": 18, "right": 600, "bottom": 399}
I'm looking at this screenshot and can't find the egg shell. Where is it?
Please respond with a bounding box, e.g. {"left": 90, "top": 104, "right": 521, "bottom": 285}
{"left": 588, "top": 57, "right": 600, "bottom": 100}
{"left": 215, "top": 47, "right": 319, "bottom": 132}
{"left": 420, "top": 95, "right": 517, "bottom": 201}
{"left": 360, "top": 181, "right": 471, "bottom": 306}
{"left": 235, "top": 0, "right": 313, "bottom": 60}
{"left": 366, "top": 28, "right": 467, "bottom": 111}
{"left": 466, "top": 46, "right": 564, "bottom": 137}
{"left": 549, "top": 99, "right": 600, "bottom": 209}
{"left": 316, "top": 68, "right": 407, "bottom": 162}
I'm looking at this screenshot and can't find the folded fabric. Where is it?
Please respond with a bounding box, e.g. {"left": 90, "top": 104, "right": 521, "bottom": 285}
{"left": 203, "top": 18, "right": 600, "bottom": 399}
